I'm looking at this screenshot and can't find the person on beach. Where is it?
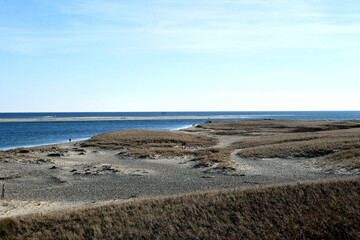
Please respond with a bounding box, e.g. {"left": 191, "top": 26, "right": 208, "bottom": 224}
{"left": 69, "top": 138, "right": 71, "bottom": 142}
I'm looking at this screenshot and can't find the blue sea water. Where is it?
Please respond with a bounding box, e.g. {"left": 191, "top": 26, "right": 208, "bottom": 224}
{"left": 1, "top": 111, "right": 360, "bottom": 150}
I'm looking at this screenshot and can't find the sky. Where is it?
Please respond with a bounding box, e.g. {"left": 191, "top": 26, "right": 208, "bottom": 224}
{"left": 0, "top": 0, "right": 360, "bottom": 112}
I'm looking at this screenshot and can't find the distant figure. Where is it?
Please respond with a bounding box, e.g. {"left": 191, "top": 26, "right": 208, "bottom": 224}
{"left": 181, "top": 141, "right": 186, "bottom": 149}
{"left": 69, "top": 138, "right": 71, "bottom": 142}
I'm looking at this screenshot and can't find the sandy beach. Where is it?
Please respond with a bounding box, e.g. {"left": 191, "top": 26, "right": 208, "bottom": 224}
{"left": 1, "top": 119, "right": 359, "bottom": 219}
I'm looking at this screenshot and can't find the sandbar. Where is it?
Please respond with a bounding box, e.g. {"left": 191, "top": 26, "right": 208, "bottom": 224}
{"left": 0, "top": 115, "right": 246, "bottom": 122}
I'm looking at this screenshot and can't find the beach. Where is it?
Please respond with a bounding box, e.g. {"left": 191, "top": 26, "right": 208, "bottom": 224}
{"left": 1, "top": 119, "right": 359, "bottom": 219}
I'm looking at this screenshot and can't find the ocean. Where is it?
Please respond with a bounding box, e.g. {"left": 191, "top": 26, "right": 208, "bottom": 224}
{"left": 1, "top": 111, "right": 360, "bottom": 150}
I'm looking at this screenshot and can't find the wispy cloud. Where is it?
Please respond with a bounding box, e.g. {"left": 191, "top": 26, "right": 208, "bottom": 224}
{"left": 1, "top": 0, "right": 360, "bottom": 56}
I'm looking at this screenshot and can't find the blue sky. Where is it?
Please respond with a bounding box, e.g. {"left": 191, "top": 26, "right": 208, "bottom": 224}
{"left": 1, "top": 0, "right": 359, "bottom": 112}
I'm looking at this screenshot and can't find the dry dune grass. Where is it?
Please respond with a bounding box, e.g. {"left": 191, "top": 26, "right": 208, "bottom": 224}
{"left": 128, "top": 147, "right": 191, "bottom": 158}
{"left": 0, "top": 145, "right": 68, "bottom": 164}
{"left": 235, "top": 128, "right": 360, "bottom": 156}
{"left": 324, "top": 148, "right": 360, "bottom": 170}
{"left": 235, "top": 128, "right": 360, "bottom": 169}
{"left": 82, "top": 129, "right": 217, "bottom": 149}
{"left": 0, "top": 151, "right": 52, "bottom": 164}
{"left": 194, "top": 120, "right": 360, "bottom": 170}
{"left": 4, "top": 146, "right": 63, "bottom": 155}
{"left": 1, "top": 177, "right": 359, "bottom": 240}
{"left": 192, "top": 147, "right": 236, "bottom": 168}
{"left": 129, "top": 147, "right": 235, "bottom": 168}
{"left": 198, "top": 119, "right": 360, "bottom": 135}
{"left": 82, "top": 129, "right": 230, "bottom": 167}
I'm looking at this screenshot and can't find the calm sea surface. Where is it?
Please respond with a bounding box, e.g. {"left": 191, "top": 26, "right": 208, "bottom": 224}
{"left": 1, "top": 111, "right": 360, "bottom": 150}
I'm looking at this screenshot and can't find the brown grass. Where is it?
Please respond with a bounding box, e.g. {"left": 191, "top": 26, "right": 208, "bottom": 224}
{"left": 198, "top": 119, "right": 360, "bottom": 135}
{"left": 128, "top": 147, "right": 191, "bottom": 158}
{"left": 82, "top": 129, "right": 217, "bottom": 149}
{"left": 127, "top": 147, "right": 235, "bottom": 167}
{"left": 192, "top": 147, "right": 236, "bottom": 168}
{"left": 0, "top": 145, "right": 68, "bottom": 164}
{"left": 193, "top": 120, "right": 360, "bottom": 170}
{"left": 0, "top": 151, "right": 52, "bottom": 164}
{"left": 234, "top": 128, "right": 360, "bottom": 169}
{"left": 324, "top": 149, "right": 360, "bottom": 170}
{"left": 5, "top": 146, "right": 63, "bottom": 154}
{"left": 82, "top": 129, "right": 227, "bottom": 167}
{"left": 1, "top": 177, "right": 359, "bottom": 239}
{"left": 236, "top": 128, "right": 360, "bottom": 157}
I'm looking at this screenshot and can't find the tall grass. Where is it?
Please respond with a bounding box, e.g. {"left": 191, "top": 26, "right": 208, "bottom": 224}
{"left": 1, "top": 177, "right": 359, "bottom": 239}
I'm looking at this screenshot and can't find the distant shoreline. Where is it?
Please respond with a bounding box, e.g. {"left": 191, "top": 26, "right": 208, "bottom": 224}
{"left": 0, "top": 115, "right": 246, "bottom": 122}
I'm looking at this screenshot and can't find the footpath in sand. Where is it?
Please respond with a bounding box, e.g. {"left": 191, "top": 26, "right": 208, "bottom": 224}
{"left": 1, "top": 119, "right": 359, "bottom": 218}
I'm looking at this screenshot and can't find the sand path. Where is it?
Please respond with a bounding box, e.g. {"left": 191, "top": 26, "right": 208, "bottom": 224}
{"left": 202, "top": 132, "right": 327, "bottom": 182}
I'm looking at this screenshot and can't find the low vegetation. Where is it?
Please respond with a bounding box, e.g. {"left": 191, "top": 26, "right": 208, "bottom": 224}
{"left": 197, "top": 119, "right": 360, "bottom": 135}
{"left": 82, "top": 129, "right": 233, "bottom": 168}
{"left": 192, "top": 147, "right": 236, "bottom": 168}
{"left": 0, "top": 151, "right": 52, "bottom": 164}
{"left": 193, "top": 120, "right": 360, "bottom": 170}
{"left": 127, "top": 147, "right": 235, "bottom": 168}
{"left": 1, "top": 177, "right": 359, "bottom": 239}
{"left": 127, "top": 147, "right": 190, "bottom": 158}
{"left": 82, "top": 129, "right": 217, "bottom": 149}
{"left": 0, "top": 145, "right": 70, "bottom": 163}
{"left": 324, "top": 148, "right": 360, "bottom": 170}
{"left": 234, "top": 128, "right": 360, "bottom": 169}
